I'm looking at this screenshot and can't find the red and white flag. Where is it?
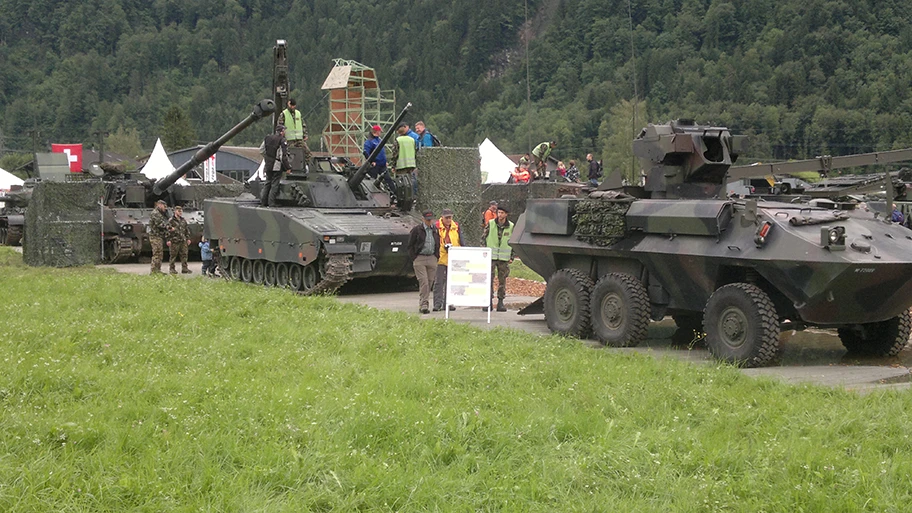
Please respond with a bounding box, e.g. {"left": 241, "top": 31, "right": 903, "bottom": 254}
{"left": 51, "top": 143, "right": 83, "bottom": 172}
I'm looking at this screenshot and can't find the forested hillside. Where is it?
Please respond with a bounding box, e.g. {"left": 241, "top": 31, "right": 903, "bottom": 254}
{"left": 1, "top": 0, "right": 911, "bottom": 176}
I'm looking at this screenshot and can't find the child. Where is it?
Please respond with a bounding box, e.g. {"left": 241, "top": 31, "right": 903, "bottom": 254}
{"left": 199, "top": 237, "right": 214, "bottom": 277}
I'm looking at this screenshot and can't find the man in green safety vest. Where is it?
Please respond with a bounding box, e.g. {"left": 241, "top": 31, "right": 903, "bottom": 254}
{"left": 482, "top": 203, "right": 514, "bottom": 312}
{"left": 279, "top": 98, "right": 312, "bottom": 167}
{"left": 389, "top": 122, "right": 419, "bottom": 199}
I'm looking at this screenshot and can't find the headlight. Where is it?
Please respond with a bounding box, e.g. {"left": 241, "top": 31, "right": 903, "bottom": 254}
{"left": 820, "top": 226, "right": 846, "bottom": 250}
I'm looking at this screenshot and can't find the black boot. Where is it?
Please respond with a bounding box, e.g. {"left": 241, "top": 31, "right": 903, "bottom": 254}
{"left": 496, "top": 299, "right": 506, "bottom": 312}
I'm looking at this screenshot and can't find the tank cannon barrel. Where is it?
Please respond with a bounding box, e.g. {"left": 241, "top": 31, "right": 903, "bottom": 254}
{"left": 347, "top": 102, "right": 412, "bottom": 189}
{"left": 152, "top": 99, "right": 276, "bottom": 195}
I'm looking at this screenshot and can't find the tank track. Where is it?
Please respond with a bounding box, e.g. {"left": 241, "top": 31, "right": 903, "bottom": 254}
{"left": 304, "top": 254, "right": 353, "bottom": 295}
{"left": 3, "top": 225, "right": 22, "bottom": 246}
{"left": 104, "top": 237, "right": 134, "bottom": 264}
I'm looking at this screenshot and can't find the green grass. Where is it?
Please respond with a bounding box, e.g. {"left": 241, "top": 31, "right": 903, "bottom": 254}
{"left": 510, "top": 259, "right": 544, "bottom": 282}
{"left": 2, "top": 246, "right": 912, "bottom": 511}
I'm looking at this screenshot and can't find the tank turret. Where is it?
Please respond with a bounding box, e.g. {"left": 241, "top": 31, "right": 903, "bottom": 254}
{"left": 632, "top": 119, "right": 748, "bottom": 199}
{"left": 152, "top": 99, "right": 275, "bottom": 195}
{"left": 252, "top": 103, "right": 414, "bottom": 210}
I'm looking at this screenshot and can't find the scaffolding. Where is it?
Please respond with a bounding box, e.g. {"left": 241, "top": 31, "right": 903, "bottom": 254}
{"left": 321, "top": 59, "right": 395, "bottom": 165}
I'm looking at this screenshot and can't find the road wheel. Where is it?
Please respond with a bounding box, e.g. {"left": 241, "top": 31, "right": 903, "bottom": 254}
{"left": 302, "top": 263, "right": 318, "bottom": 292}
{"left": 240, "top": 258, "right": 253, "bottom": 283}
{"left": 778, "top": 182, "right": 791, "bottom": 194}
{"left": 264, "top": 262, "right": 277, "bottom": 287}
{"left": 672, "top": 314, "right": 706, "bottom": 348}
{"left": 703, "top": 283, "right": 780, "bottom": 367}
{"left": 0, "top": 226, "right": 7, "bottom": 245}
{"left": 589, "top": 273, "right": 650, "bottom": 347}
{"left": 252, "top": 260, "right": 265, "bottom": 285}
{"left": 276, "top": 263, "right": 290, "bottom": 288}
{"left": 289, "top": 264, "right": 304, "bottom": 290}
{"left": 544, "top": 268, "right": 593, "bottom": 338}
{"left": 838, "top": 311, "right": 912, "bottom": 356}
{"left": 228, "top": 256, "right": 242, "bottom": 281}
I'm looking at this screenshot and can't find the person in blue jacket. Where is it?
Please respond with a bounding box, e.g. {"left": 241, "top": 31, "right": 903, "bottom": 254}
{"left": 363, "top": 124, "right": 397, "bottom": 200}
{"left": 199, "top": 237, "right": 214, "bottom": 277}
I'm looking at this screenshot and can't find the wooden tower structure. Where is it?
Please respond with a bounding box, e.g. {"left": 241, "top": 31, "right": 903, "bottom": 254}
{"left": 320, "top": 59, "right": 395, "bottom": 164}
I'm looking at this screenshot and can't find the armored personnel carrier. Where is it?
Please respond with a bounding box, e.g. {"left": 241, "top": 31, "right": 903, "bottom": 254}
{"left": 511, "top": 120, "right": 912, "bottom": 366}
{"left": 204, "top": 104, "right": 421, "bottom": 294}
{"left": 93, "top": 101, "right": 274, "bottom": 263}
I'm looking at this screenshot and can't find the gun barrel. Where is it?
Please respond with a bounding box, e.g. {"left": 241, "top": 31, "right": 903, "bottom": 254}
{"left": 347, "top": 102, "right": 412, "bottom": 189}
{"left": 152, "top": 99, "right": 276, "bottom": 195}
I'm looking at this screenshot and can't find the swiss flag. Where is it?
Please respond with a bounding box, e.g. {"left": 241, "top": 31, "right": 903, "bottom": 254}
{"left": 51, "top": 143, "right": 83, "bottom": 172}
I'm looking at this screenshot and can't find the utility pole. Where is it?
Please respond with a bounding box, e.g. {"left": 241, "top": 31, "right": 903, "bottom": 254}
{"left": 28, "top": 130, "right": 39, "bottom": 155}
{"left": 93, "top": 130, "right": 109, "bottom": 165}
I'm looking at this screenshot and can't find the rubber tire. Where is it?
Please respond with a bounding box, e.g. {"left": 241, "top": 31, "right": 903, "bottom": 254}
{"left": 671, "top": 314, "right": 705, "bottom": 348}
{"left": 228, "top": 257, "right": 242, "bottom": 281}
{"left": 302, "top": 263, "right": 318, "bottom": 292}
{"left": 544, "top": 268, "right": 594, "bottom": 338}
{"left": 264, "top": 262, "right": 277, "bottom": 287}
{"left": 252, "top": 260, "right": 265, "bottom": 285}
{"left": 778, "top": 182, "right": 791, "bottom": 194}
{"left": 837, "top": 310, "right": 912, "bottom": 357}
{"left": 289, "top": 264, "right": 304, "bottom": 291}
{"left": 589, "top": 273, "right": 650, "bottom": 347}
{"left": 276, "top": 263, "right": 290, "bottom": 288}
{"left": 703, "top": 283, "right": 780, "bottom": 367}
{"left": 240, "top": 258, "right": 253, "bottom": 283}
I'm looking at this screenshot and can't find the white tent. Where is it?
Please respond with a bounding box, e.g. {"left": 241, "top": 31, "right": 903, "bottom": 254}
{"left": 0, "top": 167, "right": 24, "bottom": 191}
{"left": 247, "top": 159, "right": 265, "bottom": 183}
{"left": 141, "top": 138, "right": 187, "bottom": 186}
{"left": 479, "top": 138, "right": 516, "bottom": 184}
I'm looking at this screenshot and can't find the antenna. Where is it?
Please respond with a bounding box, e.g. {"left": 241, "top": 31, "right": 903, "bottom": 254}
{"left": 627, "top": 0, "right": 639, "bottom": 183}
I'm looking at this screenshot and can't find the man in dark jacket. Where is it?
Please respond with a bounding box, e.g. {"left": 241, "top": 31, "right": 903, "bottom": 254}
{"left": 261, "top": 125, "right": 291, "bottom": 207}
{"left": 408, "top": 210, "right": 441, "bottom": 314}
{"left": 587, "top": 153, "right": 602, "bottom": 187}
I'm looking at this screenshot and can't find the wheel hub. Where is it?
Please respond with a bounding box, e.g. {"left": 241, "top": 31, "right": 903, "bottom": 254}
{"left": 720, "top": 306, "right": 747, "bottom": 347}
{"left": 556, "top": 289, "right": 576, "bottom": 321}
{"left": 601, "top": 293, "right": 623, "bottom": 329}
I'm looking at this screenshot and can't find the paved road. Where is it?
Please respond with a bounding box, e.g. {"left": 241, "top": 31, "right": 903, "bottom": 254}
{"left": 99, "top": 262, "right": 912, "bottom": 393}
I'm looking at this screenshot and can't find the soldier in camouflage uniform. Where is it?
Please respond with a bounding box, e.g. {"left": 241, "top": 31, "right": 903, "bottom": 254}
{"left": 167, "top": 206, "right": 192, "bottom": 274}
{"left": 149, "top": 200, "right": 169, "bottom": 274}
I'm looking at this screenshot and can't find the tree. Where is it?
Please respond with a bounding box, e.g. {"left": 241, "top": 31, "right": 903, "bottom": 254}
{"left": 161, "top": 106, "right": 196, "bottom": 152}
{"left": 105, "top": 126, "right": 144, "bottom": 161}
{"left": 598, "top": 99, "right": 649, "bottom": 185}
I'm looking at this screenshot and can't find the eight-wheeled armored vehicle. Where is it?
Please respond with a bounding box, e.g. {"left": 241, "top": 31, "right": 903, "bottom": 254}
{"left": 511, "top": 120, "right": 912, "bottom": 366}
{"left": 203, "top": 104, "right": 421, "bottom": 294}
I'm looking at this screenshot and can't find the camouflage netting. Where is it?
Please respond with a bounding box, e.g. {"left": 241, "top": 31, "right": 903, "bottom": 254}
{"left": 482, "top": 182, "right": 587, "bottom": 227}
{"left": 416, "top": 148, "right": 484, "bottom": 246}
{"left": 24, "top": 181, "right": 106, "bottom": 267}
{"left": 573, "top": 191, "right": 636, "bottom": 247}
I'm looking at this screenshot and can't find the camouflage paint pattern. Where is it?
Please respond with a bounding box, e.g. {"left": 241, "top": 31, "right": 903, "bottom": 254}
{"left": 512, "top": 120, "right": 912, "bottom": 336}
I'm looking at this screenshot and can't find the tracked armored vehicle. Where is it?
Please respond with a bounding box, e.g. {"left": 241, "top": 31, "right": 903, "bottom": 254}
{"left": 204, "top": 105, "right": 421, "bottom": 294}
{"left": 511, "top": 120, "right": 912, "bottom": 367}
{"left": 0, "top": 185, "right": 31, "bottom": 245}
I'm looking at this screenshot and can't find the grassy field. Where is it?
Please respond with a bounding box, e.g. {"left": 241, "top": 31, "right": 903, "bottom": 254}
{"left": 509, "top": 259, "right": 544, "bottom": 282}
{"left": 3, "top": 247, "right": 912, "bottom": 511}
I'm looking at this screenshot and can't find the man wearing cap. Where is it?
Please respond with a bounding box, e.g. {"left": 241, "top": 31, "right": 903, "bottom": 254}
{"left": 482, "top": 200, "right": 498, "bottom": 228}
{"left": 149, "top": 199, "right": 169, "bottom": 274}
{"left": 261, "top": 124, "right": 291, "bottom": 207}
{"left": 363, "top": 124, "right": 397, "bottom": 199}
{"left": 433, "top": 208, "right": 462, "bottom": 312}
{"left": 166, "top": 206, "right": 192, "bottom": 274}
{"left": 482, "top": 204, "right": 514, "bottom": 312}
{"left": 408, "top": 210, "right": 441, "bottom": 314}
{"left": 389, "top": 123, "right": 420, "bottom": 199}
{"left": 280, "top": 99, "right": 312, "bottom": 161}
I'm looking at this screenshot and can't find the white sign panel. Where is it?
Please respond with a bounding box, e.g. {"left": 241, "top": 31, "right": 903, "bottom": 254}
{"left": 446, "top": 246, "right": 492, "bottom": 322}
